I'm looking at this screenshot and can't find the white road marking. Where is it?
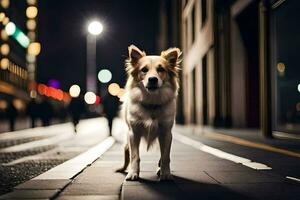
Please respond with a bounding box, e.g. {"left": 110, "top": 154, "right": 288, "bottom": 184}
{"left": 173, "top": 132, "right": 272, "bottom": 170}
{"left": 33, "top": 136, "right": 115, "bottom": 180}
{"left": 286, "top": 176, "right": 300, "bottom": 182}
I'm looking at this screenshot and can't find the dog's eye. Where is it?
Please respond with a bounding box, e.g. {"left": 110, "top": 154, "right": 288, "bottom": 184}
{"left": 141, "top": 67, "right": 149, "bottom": 73}
{"left": 157, "top": 66, "right": 165, "bottom": 73}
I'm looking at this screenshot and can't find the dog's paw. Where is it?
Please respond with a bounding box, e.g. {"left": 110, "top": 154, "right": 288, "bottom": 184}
{"left": 156, "top": 168, "right": 161, "bottom": 176}
{"left": 159, "top": 172, "right": 173, "bottom": 181}
{"left": 125, "top": 171, "right": 139, "bottom": 181}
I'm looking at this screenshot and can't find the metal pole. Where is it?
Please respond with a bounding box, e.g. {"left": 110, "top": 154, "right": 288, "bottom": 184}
{"left": 86, "top": 34, "right": 97, "bottom": 93}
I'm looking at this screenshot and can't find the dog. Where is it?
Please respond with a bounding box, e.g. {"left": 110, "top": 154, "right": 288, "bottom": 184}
{"left": 116, "top": 45, "right": 181, "bottom": 181}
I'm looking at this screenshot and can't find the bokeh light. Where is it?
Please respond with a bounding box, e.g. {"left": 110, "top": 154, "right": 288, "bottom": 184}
{"left": 26, "top": 19, "right": 36, "bottom": 30}
{"left": 108, "top": 83, "right": 120, "bottom": 96}
{"left": 1, "top": 29, "right": 8, "bottom": 40}
{"left": 1, "top": 0, "right": 10, "bottom": 9}
{"left": 88, "top": 21, "right": 103, "bottom": 35}
{"left": 0, "top": 58, "right": 9, "bottom": 70}
{"left": 69, "top": 84, "right": 81, "bottom": 98}
{"left": 0, "top": 13, "right": 5, "bottom": 22}
{"left": 0, "top": 43, "right": 9, "bottom": 55}
{"left": 298, "top": 83, "right": 300, "bottom": 93}
{"left": 28, "top": 42, "right": 41, "bottom": 56}
{"left": 5, "top": 22, "right": 15, "bottom": 35}
{"left": 26, "top": 6, "right": 38, "bottom": 18}
{"left": 98, "top": 69, "right": 112, "bottom": 83}
{"left": 84, "top": 91, "right": 96, "bottom": 104}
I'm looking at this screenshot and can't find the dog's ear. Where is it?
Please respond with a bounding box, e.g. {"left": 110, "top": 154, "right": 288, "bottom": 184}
{"left": 161, "top": 48, "right": 181, "bottom": 68}
{"left": 128, "top": 45, "right": 145, "bottom": 64}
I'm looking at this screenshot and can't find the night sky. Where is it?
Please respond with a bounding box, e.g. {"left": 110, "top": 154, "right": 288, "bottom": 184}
{"left": 37, "top": 0, "right": 160, "bottom": 92}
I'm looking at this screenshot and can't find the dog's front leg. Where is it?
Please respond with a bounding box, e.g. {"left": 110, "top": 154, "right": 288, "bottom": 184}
{"left": 126, "top": 129, "right": 141, "bottom": 181}
{"left": 158, "top": 131, "right": 173, "bottom": 181}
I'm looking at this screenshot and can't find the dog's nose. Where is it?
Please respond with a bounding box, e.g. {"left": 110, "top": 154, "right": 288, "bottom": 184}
{"left": 148, "top": 77, "right": 158, "bottom": 85}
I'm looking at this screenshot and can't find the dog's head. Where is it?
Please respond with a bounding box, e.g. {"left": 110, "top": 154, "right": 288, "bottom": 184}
{"left": 125, "top": 45, "right": 181, "bottom": 94}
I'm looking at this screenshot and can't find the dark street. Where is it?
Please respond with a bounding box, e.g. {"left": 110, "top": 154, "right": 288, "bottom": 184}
{"left": 0, "top": 0, "right": 300, "bottom": 199}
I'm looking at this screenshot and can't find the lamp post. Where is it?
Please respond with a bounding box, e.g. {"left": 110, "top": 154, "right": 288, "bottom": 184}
{"left": 86, "top": 20, "right": 103, "bottom": 93}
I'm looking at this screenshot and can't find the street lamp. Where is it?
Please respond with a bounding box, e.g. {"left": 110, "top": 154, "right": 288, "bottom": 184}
{"left": 88, "top": 21, "right": 103, "bottom": 36}
{"left": 86, "top": 20, "right": 103, "bottom": 93}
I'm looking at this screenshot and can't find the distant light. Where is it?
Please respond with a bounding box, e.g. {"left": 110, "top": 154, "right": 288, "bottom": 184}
{"left": 15, "top": 31, "right": 30, "bottom": 48}
{"left": 298, "top": 84, "right": 300, "bottom": 93}
{"left": 48, "top": 79, "right": 60, "bottom": 89}
{"left": 28, "top": 42, "right": 41, "bottom": 56}
{"left": 5, "top": 22, "right": 15, "bottom": 35}
{"left": 13, "top": 99, "right": 24, "bottom": 110}
{"left": 2, "top": 16, "right": 9, "bottom": 25}
{"left": 84, "top": 91, "right": 96, "bottom": 104}
{"left": 277, "top": 62, "right": 285, "bottom": 76}
{"left": 95, "top": 95, "right": 101, "bottom": 104}
{"left": 0, "top": 43, "right": 9, "bottom": 55}
{"left": 1, "top": 29, "right": 8, "bottom": 40}
{"left": 88, "top": 21, "right": 103, "bottom": 35}
{"left": 26, "top": 19, "right": 36, "bottom": 30}
{"left": 108, "top": 83, "right": 120, "bottom": 96}
{"left": 30, "top": 90, "right": 37, "bottom": 98}
{"left": 0, "top": 100, "right": 7, "bottom": 110}
{"left": 98, "top": 69, "right": 112, "bottom": 83}
{"left": 26, "top": 54, "right": 36, "bottom": 63}
{"left": 27, "top": 0, "right": 36, "bottom": 5}
{"left": 27, "top": 31, "right": 36, "bottom": 41}
{"left": 1, "top": 0, "right": 10, "bottom": 9}
{"left": 69, "top": 84, "right": 81, "bottom": 98}
{"left": 0, "top": 13, "right": 5, "bottom": 22}
{"left": 26, "top": 6, "right": 38, "bottom": 18}
{"left": 0, "top": 58, "right": 9, "bottom": 70}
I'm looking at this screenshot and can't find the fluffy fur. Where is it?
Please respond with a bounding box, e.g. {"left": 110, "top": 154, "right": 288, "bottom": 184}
{"left": 117, "top": 45, "right": 181, "bottom": 181}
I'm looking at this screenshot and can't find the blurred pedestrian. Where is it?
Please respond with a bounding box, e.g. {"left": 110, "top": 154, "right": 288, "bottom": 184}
{"left": 40, "top": 98, "right": 54, "bottom": 126}
{"left": 68, "top": 95, "right": 85, "bottom": 133}
{"left": 101, "top": 93, "right": 119, "bottom": 136}
{"left": 6, "top": 101, "right": 17, "bottom": 131}
{"left": 26, "top": 98, "right": 38, "bottom": 128}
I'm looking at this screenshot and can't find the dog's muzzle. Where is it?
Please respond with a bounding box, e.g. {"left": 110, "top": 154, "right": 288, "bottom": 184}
{"left": 146, "top": 77, "right": 159, "bottom": 91}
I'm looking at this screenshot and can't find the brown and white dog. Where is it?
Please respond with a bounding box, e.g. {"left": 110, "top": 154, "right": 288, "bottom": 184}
{"left": 117, "top": 45, "right": 181, "bottom": 181}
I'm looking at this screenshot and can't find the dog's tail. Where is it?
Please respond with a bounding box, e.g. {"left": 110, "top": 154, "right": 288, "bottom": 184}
{"left": 116, "top": 143, "right": 130, "bottom": 173}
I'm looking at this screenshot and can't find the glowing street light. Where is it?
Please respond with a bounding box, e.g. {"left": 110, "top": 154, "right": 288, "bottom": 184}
{"left": 84, "top": 91, "right": 96, "bottom": 104}
{"left": 98, "top": 69, "right": 112, "bottom": 83}
{"left": 88, "top": 21, "right": 103, "bottom": 36}
{"left": 69, "top": 84, "right": 81, "bottom": 98}
{"left": 86, "top": 20, "right": 103, "bottom": 93}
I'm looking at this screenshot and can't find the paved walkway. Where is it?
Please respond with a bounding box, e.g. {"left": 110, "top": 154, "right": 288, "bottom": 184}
{"left": 1, "top": 130, "right": 300, "bottom": 199}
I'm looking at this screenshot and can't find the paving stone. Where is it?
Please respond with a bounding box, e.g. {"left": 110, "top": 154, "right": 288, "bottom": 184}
{"left": 57, "top": 195, "right": 119, "bottom": 200}
{"left": 74, "top": 170, "right": 125, "bottom": 184}
{"left": 205, "top": 171, "right": 285, "bottom": 184}
{"left": 223, "top": 183, "right": 300, "bottom": 200}
{"left": 121, "top": 184, "right": 185, "bottom": 200}
{"left": 0, "top": 189, "right": 59, "bottom": 199}
{"left": 177, "top": 183, "right": 255, "bottom": 200}
{"left": 61, "top": 183, "right": 121, "bottom": 195}
{"left": 15, "top": 179, "right": 70, "bottom": 190}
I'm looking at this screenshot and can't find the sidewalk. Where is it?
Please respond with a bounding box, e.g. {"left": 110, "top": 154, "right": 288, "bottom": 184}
{"left": 1, "top": 129, "right": 299, "bottom": 199}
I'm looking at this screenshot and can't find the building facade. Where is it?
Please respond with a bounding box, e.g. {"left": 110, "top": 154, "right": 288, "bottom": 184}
{"left": 0, "top": 0, "right": 39, "bottom": 117}
{"left": 160, "top": 0, "right": 300, "bottom": 137}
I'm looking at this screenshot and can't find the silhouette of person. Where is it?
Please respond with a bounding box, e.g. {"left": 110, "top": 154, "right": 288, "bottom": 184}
{"left": 26, "top": 98, "right": 38, "bottom": 128}
{"left": 6, "top": 101, "right": 17, "bottom": 131}
{"left": 68, "top": 95, "right": 85, "bottom": 133}
{"left": 101, "top": 93, "right": 119, "bottom": 136}
{"left": 39, "top": 98, "right": 54, "bottom": 126}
